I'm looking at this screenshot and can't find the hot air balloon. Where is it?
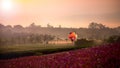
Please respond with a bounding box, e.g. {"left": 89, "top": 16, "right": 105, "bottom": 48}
{"left": 68, "top": 32, "right": 77, "bottom": 42}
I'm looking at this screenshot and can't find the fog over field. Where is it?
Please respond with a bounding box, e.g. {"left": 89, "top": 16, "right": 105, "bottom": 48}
{"left": 0, "top": 22, "right": 120, "bottom": 46}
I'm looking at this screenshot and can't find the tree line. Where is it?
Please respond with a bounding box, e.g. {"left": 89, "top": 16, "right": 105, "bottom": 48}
{"left": 0, "top": 22, "right": 120, "bottom": 45}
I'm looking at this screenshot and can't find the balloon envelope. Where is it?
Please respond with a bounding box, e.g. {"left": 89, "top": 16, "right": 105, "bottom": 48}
{"left": 68, "top": 32, "right": 77, "bottom": 41}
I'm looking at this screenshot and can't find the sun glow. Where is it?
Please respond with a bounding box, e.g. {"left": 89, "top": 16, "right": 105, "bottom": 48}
{"left": 1, "top": 0, "right": 13, "bottom": 11}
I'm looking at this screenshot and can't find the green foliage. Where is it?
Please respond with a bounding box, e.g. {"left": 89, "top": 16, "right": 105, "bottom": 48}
{"left": 75, "top": 39, "right": 95, "bottom": 48}
{"left": 0, "top": 41, "right": 102, "bottom": 59}
{"left": 0, "top": 23, "right": 120, "bottom": 45}
{"left": 0, "top": 33, "right": 55, "bottom": 46}
{"left": 88, "top": 22, "right": 106, "bottom": 29}
{"left": 106, "top": 35, "right": 120, "bottom": 43}
{"left": 0, "top": 44, "right": 76, "bottom": 59}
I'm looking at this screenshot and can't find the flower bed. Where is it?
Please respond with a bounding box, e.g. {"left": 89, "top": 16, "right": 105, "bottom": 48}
{"left": 0, "top": 43, "right": 120, "bottom": 68}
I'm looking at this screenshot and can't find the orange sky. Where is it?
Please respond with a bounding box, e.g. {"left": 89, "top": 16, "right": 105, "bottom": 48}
{"left": 0, "top": 0, "right": 120, "bottom": 28}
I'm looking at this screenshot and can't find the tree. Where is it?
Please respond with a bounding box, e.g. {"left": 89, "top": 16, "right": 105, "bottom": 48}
{"left": 14, "top": 25, "right": 23, "bottom": 29}
{"left": 6, "top": 25, "right": 12, "bottom": 29}
{"left": 88, "top": 22, "right": 106, "bottom": 29}
{"left": 0, "top": 23, "right": 5, "bottom": 29}
{"left": 59, "top": 25, "right": 61, "bottom": 28}
{"left": 47, "top": 23, "right": 53, "bottom": 28}
{"left": 30, "top": 23, "right": 35, "bottom": 27}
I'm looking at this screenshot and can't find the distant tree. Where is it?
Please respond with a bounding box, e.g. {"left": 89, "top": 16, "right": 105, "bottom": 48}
{"left": 88, "top": 22, "right": 106, "bottom": 29}
{"left": 28, "top": 22, "right": 37, "bottom": 29}
{"left": 37, "top": 25, "right": 41, "bottom": 28}
{"left": 14, "top": 25, "right": 23, "bottom": 29}
{"left": 0, "top": 23, "right": 5, "bottom": 28}
{"left": 43, "top": 34, "right": 55, "bottom": 44}
{"left": 115, "top": 26, "right": 120, "bottom": 33}
{"left": 6, "top": 25, "right": 12, "bottom": 29}
{"left": 59, "top": 25, "right": 61, "bottom": 28}
{"left": 30, "top": 22, "right": 35, "bottom": 27}
{"left": 47, "top": 23, "right": 53, "bottom": 28}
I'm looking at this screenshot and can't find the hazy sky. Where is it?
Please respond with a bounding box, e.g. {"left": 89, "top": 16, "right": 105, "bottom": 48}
{"left": 0, "top": 0, "right": 120, "bottom": 28}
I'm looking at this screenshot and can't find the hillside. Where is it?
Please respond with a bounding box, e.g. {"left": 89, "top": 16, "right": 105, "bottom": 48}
{"left": 0, "top": 43, "right": 120, "bottom": 68}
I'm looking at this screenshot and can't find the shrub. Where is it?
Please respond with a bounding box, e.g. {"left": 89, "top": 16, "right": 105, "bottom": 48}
{"left": 74, "top": 39, "right": 94, "bottom": 48}
{"left": 106, "top": 35, "right": 120, "bottom": 43}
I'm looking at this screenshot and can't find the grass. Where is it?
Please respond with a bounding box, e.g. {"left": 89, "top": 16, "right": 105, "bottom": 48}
{"left": 0, "top": 44, "right": 73, "bottom": 53}
{"left": 0, "top": 43, "right": 98, "bottom": 59}
{"left": 0, "top": 43, "right": 76, "bottom": 59}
